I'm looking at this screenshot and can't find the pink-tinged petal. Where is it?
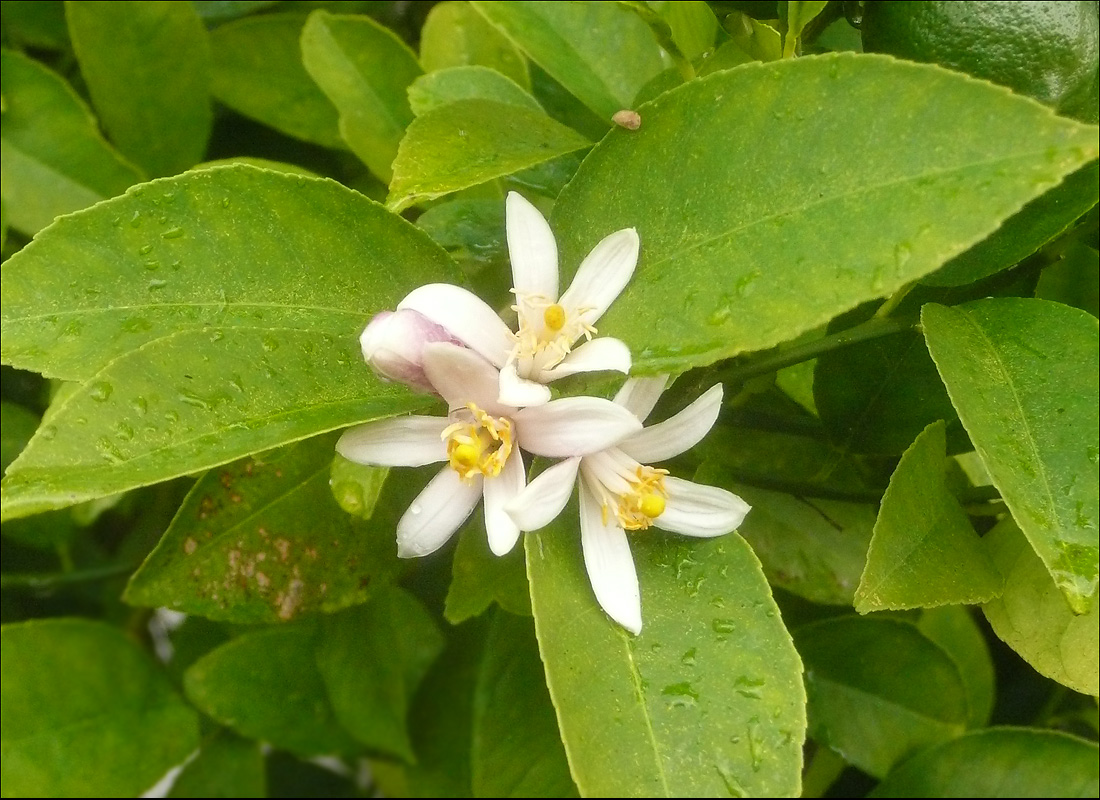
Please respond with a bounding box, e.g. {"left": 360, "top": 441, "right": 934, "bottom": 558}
{"left": 397, "top": 468, "right": 482, "bottom": 557}
{"left": 540, "top": 337, "right": 631, "bottom": 382}
{"left": 558, "top": 228, "right": 639, "bottom": 325}
{"left": 613, "top": 375, "right": 669, "bottom": 422}
{"left": 579, "top": 479, "right": 642, "bottom": 634}
{"left": 499, "top": 360, "right": 552, "bottom": 407}
{"left": 506, "top": 192, "right": 559, "bottom": 300}
{"left": 619, "top": 383, "right": 723, "bottom": 463}
{"left": 336, "top": 416, "right": 448, "bottom": 466}
{"left": 514, "top": 397, "right": 642, "bottom": 457}
{"left": 422, "top": 342, "right": 513, "bottom": 415}
{"left": 398, "top": 283, "right": 513, "bottom": 367}
{"left": 483, "top": 449, "right": 527, "bottom": 555}
{"left": 506, "top": 456, "right": 580, "bottom": 531}
{"left": 359, "top": 309, "right": 460, "bottom": 393}
{"left": 654, "top": 476, "right": 750, "bottom": 538}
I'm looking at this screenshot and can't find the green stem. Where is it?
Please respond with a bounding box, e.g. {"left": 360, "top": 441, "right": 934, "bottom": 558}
{"left": 873, "top": 281, "right": 916, "bottom": 319}
{"left": 1, "top": 562, "right": 135, "bottom": 590}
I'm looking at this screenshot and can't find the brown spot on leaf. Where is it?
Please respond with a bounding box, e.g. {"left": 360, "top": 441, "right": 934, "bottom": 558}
{"left": 612, "top": 109, "right": 641, "bottom": 130}
{"left": 274, "top": 538, "right": 291, "bottom": 562}
{"left": 184, "top": 538, "right": 197, "bottom": 555}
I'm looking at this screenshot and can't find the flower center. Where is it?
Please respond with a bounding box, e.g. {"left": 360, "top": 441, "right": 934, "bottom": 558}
{"left": 511, "top": 292, "right": 596, "bottom": 371}
{"left": 442, "top": 403, "right": 514, "bottom": 481}
{"left": 543, "top": 303, "right": 567, "bottom": 331}
{"left": 612, "top": 465, "right": 669, "bottom": 530}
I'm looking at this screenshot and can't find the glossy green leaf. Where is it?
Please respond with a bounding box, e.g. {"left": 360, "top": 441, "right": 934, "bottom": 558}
{"left": 167, "top": 731, "right": 265, "bottom": 799}
{"left": 1, "top": 166, "right": 458, "bottom": 381}
{"left": 416, "top": 196, "right": 511, "bottom": 307}
{"left": 66, "top": 1, "right": 212, "bottom": 177}
{"left": 329, "top": 454, "right": 388, "bottom": 519}
{"left": 472, "top": 0, "right": 667, "bottom": 121}
{"left": 855, "top": 422, "right": 1002, "bottom": 612}
{"left": 0, "top": 402, "right": 38, "bottom": 476}
{"left": 445, "top": 516, "right": 531, "bottom": 624}
{"left": 917, "top": 607, "right": 995, "bottom": 728}
{"left": 783, "top": 1, "right": 829, "bottom": 57}
{"left": 184, "top": 624, "right": 361, "bottom": 758}
{"left": 723, "top": 11, "right": 783, "bottom": 62}
{"left": 318, "top": 588, "right": 444, "bottom": 761}
{"left": 795, "top": 616, "right": 968, "bottom": 778}
{"left": 923, "top": 298, "right": 1099, "bottom": 613}
{"left": 388, "top": 99, "right": 590, "bottom": 211}
{"left": 1, "top": 618, "right": 199, "bottom": 798}
{"left": 650, "top": 0, "right": 719, "bottom": 62}
{"left": 408, "top": 65, "right": 541, "bottom": 116}
{"left": 871, "top": 728, "right": 1100, "bottom": 798}
{"left": 981, "top": 518, "right": 1098, "bottom": 696}
{"left": 420, "top": 1, "right": 529, "bottom": 89}
{"left": 0, "top": 49, "right": 141, "bottom": 236}
{"left": 300, "top": 10, "right": 422, "bottom": 182}
{"left": 472, "top": 611, "right": 577, "bottom": 798}
{"left": 209, "top": 13, "right": 343, "bottom": 149}
{"left": 527, "top": 515, "right": 805, "bottom": 797}
{"left": 550, "top": 54, "right": 1100, "bottom": 376}
{"left": 125, "top": 434, "right": 399, "bottom": 623}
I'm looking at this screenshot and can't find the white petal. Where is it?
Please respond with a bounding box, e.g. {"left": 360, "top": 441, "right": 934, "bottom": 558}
{"left": 579, "top": 479, "right": 642, "bottom": 634}
{"left": 482, "top": 449, "right": 527, "bottom": 555}
{"left": 654, "top": 476, "right": 750, "bottom": 538}
{"left": 499, "top": 361, "right": 552, "bottom": 407}
{"left": 514, "top": 397, "right": 642, "bottom": 457}
{"left": 505, "top": 456, "right": 580, "bottom": 531}
{"left": 613, "top": 375, "right": 669, "bottom": 421}
{"left": 540, "top": 337, "right": 631, "bottom": 382}
{"left": 398, "top": 283, "right": 513, "bottom": 367}
{"left": 558, "top": 228, "right": 639, "bottom": 325}
{"left": 336, "top": 416, "right": 448, "bottom": 466}
{"left": 619, "top": 383, "right": 723, "bottom": 463}
{"left": 506, "top": 192, "right": 559, "bottom": 300}
{"left": 422, "top": 342, "right": 513, "bottom": 415}
{"left": 397, "top": 469, "right": 483, "bottom": 557}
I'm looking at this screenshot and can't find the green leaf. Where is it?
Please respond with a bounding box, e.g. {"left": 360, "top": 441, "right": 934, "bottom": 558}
{"left": 472, "top": 611, "right": 577, "bottom": 797}
{"left": 550, "top": 54, "right": 1100, "bottom": 376}
{"left": 870, "top": 728, "right": 1100, "bottom": 798}
{"left": 917, "top": 606, "right": 995, "bottom": 728}
{"left": 318, "top": 587, "right": 444, "bottom": 762}
{"left": 1, "top": 166, "right": 458, "bottom": 381}
{"left": 527, "top": 515, "right": 805, "bottom": 797}
{"left": 124, "top": 434, "right": 400, "bottom": 623}
{"left": 723, "top": 11, "right": 783, "bottom": 62}
{"left": 795, "top": 616, "right": 968, "bottom": 778}
{"left": 445, "top": 516, "right": 531, "bottom": 624}
{"left": 184, "top": 624, "right": 361, "bottom": 758}
{"left": 66, "top": 1, "right": 213, "bottom": 177}
{"left": 167, "top": 730, "right": 265, "bottom": 799}
{"left": 408, "top": 65, "right": 541, "bottom": 116}
{"left": 981, "top": 518, "right": 1098, "bottom": 696}
{"left": 420, "top": 1, "right": 529, "bottom": 89}
{"left": 650, "top": 0, "right": 719, "bottom": 62}
{"left": 0, "top": 49, "right": 141, "bottom": 236}
{"left": 209, "top": 13, "right": 344, "bottom": 149}
{"left": 192, "top": 1, "right": 277, "bottom": 23}
{"left": 0, "top": 401, "right": 39, "bottom": 476}
{"left": 1, "top": 1, "right": 70, "bottom": 50}
{"left": 783, "top": 1, "right": 829, "bottom": 57}
{"left": 471, "top": 0, "right": 667, "bottom": 121}
{"left": 923, "top": 298, "right": 1099, "bottom": 613}
{"left": 329, "top": 454, "right": 388, "bottom": 519}
{"left": 416, "top": 197, "right": 511, "bottom": 307}
{"left": 855, "top": 421, "right": 1002, "bottom": 612}
{"left": 300, "top": 9, "right": 422, "bottom": 182}
{"left": 1, "top": 618, "right": 199, "bottom": 798}
{"left": 1036, "top": 238, "right": 1100, "bottom": 319}
{"left": 387, "top": 99, "right": 590, "bottom": 211}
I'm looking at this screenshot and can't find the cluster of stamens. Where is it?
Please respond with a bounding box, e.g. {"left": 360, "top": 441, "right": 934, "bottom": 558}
{"left": 442, "top": 403, "right": 514, "bottom": 481}
{"left": 510, "top": 292, "right": 597, "bottom": 371}
{"left": 584, "top": 452, "right": 669, "bottom": 531}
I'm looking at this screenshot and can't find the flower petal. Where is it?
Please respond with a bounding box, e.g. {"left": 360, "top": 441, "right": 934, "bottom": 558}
{"left": 397, "top": 468, "right": 483, "bottom": 557}
{"left": 579, "top": 478, "right": 642, "bottom": 634}
{"left": 514, "top": 397, "right": 642, "bottom": 457}
{"left": 654, "top": 476, "right": 750, "bottom": 538}
{"left": 398, "top": 283, "right": 513, "bottom": 367}
{"left": 540, "top": 337, "right": 631, "bottom": 382}
{"left": 505, "top": 456, "right": 580, "bottom": 531}
{"left": 499, "top": 360, "right": 552, "bottom": 407}
{"left": 422, "top": 342, "right": 513, "bottom": 415}
{"left": 558, "top": 228, "right": 639, "bottom": 325}
{"left": 336, "top": 416, "right": 448, "bottom": 466}
{"left": 619, "top": 383, "right": 723, "bottom": 463}
{"left": 506, "top": 192, "right": 559, "bottom": 301}
{"left": 613, "top": 375, "right": 669, "bottom": 421}
{"left": 483, "top": 448, "right": 527, "bottom": 555}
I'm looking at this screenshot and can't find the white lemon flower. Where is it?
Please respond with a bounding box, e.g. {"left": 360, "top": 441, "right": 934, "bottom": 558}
{"left": 337, "top": 342, "right": 643, "bottom": 559}
{"left": 505, "top": 376, "right": 751, "bottom": 633}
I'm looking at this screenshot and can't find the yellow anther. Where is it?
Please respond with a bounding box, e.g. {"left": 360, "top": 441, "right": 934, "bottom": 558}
{"left": 611, "top": 466, "right": 669, "bottom": 531}
{"left": 451, "top": 442, "right": 481, "bottom": 470}
{"left": 640, "top": 493, "right": 666, "bottom": 519}
{"left": 543, "top": 303, "right": 567, "bottom": 332}
{"left": 442, "top": 403, "right": 514, "bottom": 482}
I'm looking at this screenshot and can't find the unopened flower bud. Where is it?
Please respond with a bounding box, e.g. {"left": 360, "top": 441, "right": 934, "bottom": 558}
{"left": 360, "top": 309, "right": 462, "bottom": 393}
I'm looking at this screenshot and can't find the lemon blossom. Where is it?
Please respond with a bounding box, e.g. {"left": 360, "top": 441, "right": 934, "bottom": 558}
{"left": 505, "top": 376, "right": 751, "bottom": 633}
{"left": 336, "top": 342, "right": 643, "bottom": 559}
{"left": 358, "top": 308, "right": 461, "bottom": 393}
{"left": 395, "top": 192, "right": 638, "bottom": 406}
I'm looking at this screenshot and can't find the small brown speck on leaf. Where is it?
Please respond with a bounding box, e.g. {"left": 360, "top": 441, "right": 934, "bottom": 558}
{"left": 612, "top": 109, "right": 641, "bottom": 130}
{"left": 184, "top": 538, "right": 197, "bottom": 555}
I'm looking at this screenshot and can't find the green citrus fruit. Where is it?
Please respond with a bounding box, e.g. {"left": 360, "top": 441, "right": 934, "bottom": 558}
{"left": 860, "top": 1, "right": 1099, "bottom": 120}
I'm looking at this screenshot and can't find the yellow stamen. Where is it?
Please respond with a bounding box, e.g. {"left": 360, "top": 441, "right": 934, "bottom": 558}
{"left": 442, "top": 403, "right": 514, "bottom": 481}
{"left": 543, "top": 303, "right": 566, "bottom": 331}
{"left": 510, "top": 290, "right": 598, "bottom": 370}
{"left": 607, "top": 466, "right": 669, "bottom": 531}
{"left": 639, "top": 493, "right": 666, "bottom": 519}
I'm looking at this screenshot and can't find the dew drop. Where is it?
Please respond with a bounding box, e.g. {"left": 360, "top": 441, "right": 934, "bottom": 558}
{"left": 660, "top": 682, "right": 699, "bottom": 707}
{"left": 162, "top": 227, "right": 184, "bottom": 239}
{"left": 148, "top": 278, "right": 168, "bottom": 290}
{"left": 131, "top": 397, "right": 149, "bottom": 415}
{"left": 138, "top": 243, "right": 154, "bottom": 255}
{"left": 90, "top": 381, "right": 113, "bottom": 402}
{"left": 680, "top": 648, "right": 697, "bottom": 666}
{"left": 712, "top": 618, "right": 737, "bottom": 635}
{"left": 96, "top": 437, "right": 126, "bottom": 464}
{"left": 115, "top": 422, "right": 135, "bottom": 442}
{"left": 39, "top": 425, "right": 58, "bottom": 440}
{"left": 178, "top": 390, "right": 213, "bottom": 410}
{"left": 262, "top": 336, "right": 280, "bottom": 352}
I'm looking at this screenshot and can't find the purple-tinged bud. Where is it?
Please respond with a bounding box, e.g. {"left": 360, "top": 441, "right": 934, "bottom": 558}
{"left": 360, "top": 309, "right": 462, "bottom": 394}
